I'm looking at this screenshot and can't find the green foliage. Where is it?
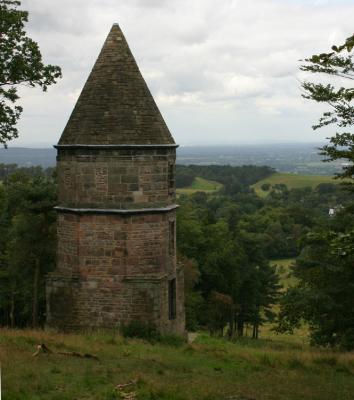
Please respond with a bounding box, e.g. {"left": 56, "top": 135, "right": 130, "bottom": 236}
{"left": 1, "top": 161, "right": 353, "bottom": 350}
{"left": 176, "top": 164, "right": 274, "bottom": 194}
{"left": 120, "top": 321, "right": 185, "bottom": 347}
{"left": 301, "top": 33, "right": 354, "bottom": 183}
{"left": 178, "top": 254, "right": 203, "bottom": 331}
{"left": 278, "top": 210, "right": 354, "bottom": 349}
{"left": 0, "top": 166, "right": 56, "bottom": 327}
{"left": 177, "top": 163, "right": 353, "bottom": 343}
{"left": 261, "top": 183, "right": 271, "bottom": 191}
{"left": 0, "top": 0, "right": 61, "bottom": 144}
{"left": 177, "top": 191, "right": 281, "bottom": 338}
{"left": 276, "top": 34, "right": 354, "bottom": 350}
{"left": 120, "top": 321, "right": 160, "bottom": 341}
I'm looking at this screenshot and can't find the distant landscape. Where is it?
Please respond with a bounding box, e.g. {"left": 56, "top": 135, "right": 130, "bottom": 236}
{"left": 0, "top": 143, "right": 345, "bottom": 175}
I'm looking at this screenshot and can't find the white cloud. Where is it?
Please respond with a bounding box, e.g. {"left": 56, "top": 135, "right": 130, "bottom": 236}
{"left": 9, "top": 0, "right": 354, "bottom": 146}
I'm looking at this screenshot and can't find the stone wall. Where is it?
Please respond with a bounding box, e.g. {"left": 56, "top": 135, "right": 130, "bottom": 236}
{"left": 47, "top": 209, "right": 185, "bottom": 335}
{"left": 56, "top": 147, "right": 176, "bottom": 209}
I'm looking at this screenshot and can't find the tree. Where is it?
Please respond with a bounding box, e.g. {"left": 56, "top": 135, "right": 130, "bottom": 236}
{"left": 277, "top": 35, "right": 354, "bottom": 349}
{"left": 301, "top": 34, "right": 354, "bottom": 182}
{"left": 176, "top": 192, "right": 281, "bottom": 338}
{"left": 277, "top": 224, "right": 354, "bottom": 349}
{"left": 0, "top": 0, "right": 61, "bottom": 145}
{"left": 0, "top": 170, "right": 57, "bottom": 327}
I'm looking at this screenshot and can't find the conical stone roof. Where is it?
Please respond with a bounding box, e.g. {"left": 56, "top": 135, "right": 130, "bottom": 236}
{"left": 58, "top": 24, "right": 175, "bottom": 146}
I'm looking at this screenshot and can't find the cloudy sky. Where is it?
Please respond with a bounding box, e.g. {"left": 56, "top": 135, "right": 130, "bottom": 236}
{"left": 13, "top": 0, "right": 354, "bottom": 147}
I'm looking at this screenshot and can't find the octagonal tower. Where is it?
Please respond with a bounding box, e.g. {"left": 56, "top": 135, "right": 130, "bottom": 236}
{"left": 46, "top": 24, "right": 185, "bottom": 334}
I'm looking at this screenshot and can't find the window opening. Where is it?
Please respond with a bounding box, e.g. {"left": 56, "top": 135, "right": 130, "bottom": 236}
{"left": 168, "top": 163, "right": 175, "bottom": 191}
{"left": 168, "top": 278, "right": 176, "bottom": 320}
{"left": 169, "top": 220, "right": 175, "bottom": 255}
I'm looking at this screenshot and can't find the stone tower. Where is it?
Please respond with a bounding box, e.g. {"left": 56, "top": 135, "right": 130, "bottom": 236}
{"left": 46, "top": 24, "right": 185, "bottom": 335}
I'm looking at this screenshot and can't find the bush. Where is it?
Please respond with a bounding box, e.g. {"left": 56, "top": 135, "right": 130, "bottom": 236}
{"left": 261, "top": 183, "right": 271, "bottom": 191}
{"left": 120, "top": 321, "right": 185, "bottom": 346}
{"left": 120, "top": 321, "right": 159, "bottom": 341}
{"left": 287, "top": 357, "right": 306, "bottom": 370}
{"left": 313, "top": 356, "right": 337, "bottom": 367}
{"left": 158, "top": 334, "right": 185, "bottom": 347}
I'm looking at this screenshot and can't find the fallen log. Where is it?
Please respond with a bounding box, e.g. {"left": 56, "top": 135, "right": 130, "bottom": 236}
{"left": 57, "top": 351, "right": 99, "bottom": 360}
{"left": 32, "top": 343, "right": 53, "bottom": 357}
{"left": 115, "top": 379, "right": 137, "bottom": 390}
{"left": 32, "top": 343, "right": 99, "bottom": 360}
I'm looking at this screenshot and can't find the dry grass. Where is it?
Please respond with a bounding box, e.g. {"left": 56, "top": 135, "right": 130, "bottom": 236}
{"left": 1, "top": 328, "right": 354, "bottom": 400}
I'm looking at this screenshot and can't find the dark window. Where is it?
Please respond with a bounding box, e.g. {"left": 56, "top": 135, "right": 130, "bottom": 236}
{"left": 168, "top": 163, "right": 175, "bottom": 191}
{"left": 168, "top": 278, "right": 176, "bottom": 320}
{"left": 169, "top": 220, "right": 175, "bottom": 255}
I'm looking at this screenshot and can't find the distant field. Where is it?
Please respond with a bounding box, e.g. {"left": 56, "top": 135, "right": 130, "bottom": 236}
{"left": 177, "top": 177, "right": 223, "bottom": 195}
{"left": 270, "top": 258, "right": 297, "bottom": 290}
{"left": 262, "top": 258, "right": 309, "bottom": 345}
{"left": 253, "top": 172, "right": 338, "bottom": 197}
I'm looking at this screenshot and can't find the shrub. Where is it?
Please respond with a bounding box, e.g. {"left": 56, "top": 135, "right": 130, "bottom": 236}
{"left": 261, "top": 183, "right": 271, "bottom": 191}
{"left": 287, "top": 357, "right": 305, "bottom": 370}
{"left": 313, "top": 356, "right": 337, "bottom": 367}
{"left": 120, "top": 321, "right": 159, "bottom": 341}
{"left": 258, "top": 353, "right": 277, "bottom": 368}
{"left": 120, "top": 321, "right": 185, "bottom": 346}
{"left": 158, "top": 334, "right": 185, "bottom": 347}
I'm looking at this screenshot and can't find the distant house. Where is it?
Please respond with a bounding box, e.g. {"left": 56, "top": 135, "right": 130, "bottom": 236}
{"left": 329, "top": 205, "right": 344, "bottom": 217}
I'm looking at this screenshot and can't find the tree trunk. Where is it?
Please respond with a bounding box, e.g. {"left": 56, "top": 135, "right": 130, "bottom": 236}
{"left": 252, "top": 323, "right": 259, "bottom": 339}
{"left": 32, "top": 259, "right": 40, "bottom": 328}
{"left": 10, "top": 290, "right": 15, "bottom": 328}
{"left": 237, "top": 319, "right": 244, "bottom": 337}
{"left": 229, "top": 312, "right": 234, "bottom": 339}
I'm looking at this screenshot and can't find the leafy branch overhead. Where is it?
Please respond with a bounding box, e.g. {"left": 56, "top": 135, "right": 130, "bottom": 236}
{"left": 301, "top": 33, "right": 354, "bottom": 181}
{"left": 0, "top": 0, "right": 61, "bottom": 145}
{"left": 277, "top": 35, "right": 354, "bottom": 350}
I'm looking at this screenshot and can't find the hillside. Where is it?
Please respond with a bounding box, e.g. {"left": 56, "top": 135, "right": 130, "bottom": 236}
{"left": 270, "top": 258, "right": 297, "bottom": 289}
{"left": 177, "top": 177, "right": 223, "bottom": 195}
{"left": 1, "top": 329, "right": 354, "bottom": 400}
{"left": 252, "top": 172, "right": 339, "bottom": 197}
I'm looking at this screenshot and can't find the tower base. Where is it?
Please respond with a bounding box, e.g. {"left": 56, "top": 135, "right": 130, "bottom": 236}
{"left": 46, "top": 210, "right": 185, "bottom": 335}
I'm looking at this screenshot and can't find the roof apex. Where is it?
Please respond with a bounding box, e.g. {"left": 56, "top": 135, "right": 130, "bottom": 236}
{"left": 58, "top": 24, "right": 175, "bottom": 146}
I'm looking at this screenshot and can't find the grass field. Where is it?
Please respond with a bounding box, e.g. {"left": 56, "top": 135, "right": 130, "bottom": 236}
{"left": 177, "top": 177, "right": 223, "bottom": 195}
{"left": 252, "top": 172, "right": 339, "bottom": 197}
{"left": 270, "top": 258, "right": 297, "bottom": 289}
{"left": 261, "top": 258, "right": 310, "bottom": 345}
{"left": 1, "top": 328, "right": 354, "bottom": 400}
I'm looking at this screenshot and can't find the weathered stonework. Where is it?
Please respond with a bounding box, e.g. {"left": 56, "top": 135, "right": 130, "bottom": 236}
{"left": 46, "top": 24, "right": 185, "bottom": 335}
{"left": 56, "top": 147, "right": 176, "bottom": 209}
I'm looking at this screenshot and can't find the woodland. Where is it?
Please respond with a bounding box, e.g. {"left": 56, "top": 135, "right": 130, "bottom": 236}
{"left": 0, "top": 162, "right": 353, "bottom": 349}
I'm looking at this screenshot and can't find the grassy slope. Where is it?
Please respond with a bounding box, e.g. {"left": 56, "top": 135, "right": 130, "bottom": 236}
{"left": 270, "top": 258, "right": 297, "bottom": 289}
{"left": 261, "top": 259, "right": 310, "bottom": 344}
{"left": 252, "top": 172, "right": 338, "bottom": 197}
{"left": 1, "top": 329, "right": 354, "bottom": 400}
{"left": 177, "top": 177, "right": 223, "bottom": 195}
